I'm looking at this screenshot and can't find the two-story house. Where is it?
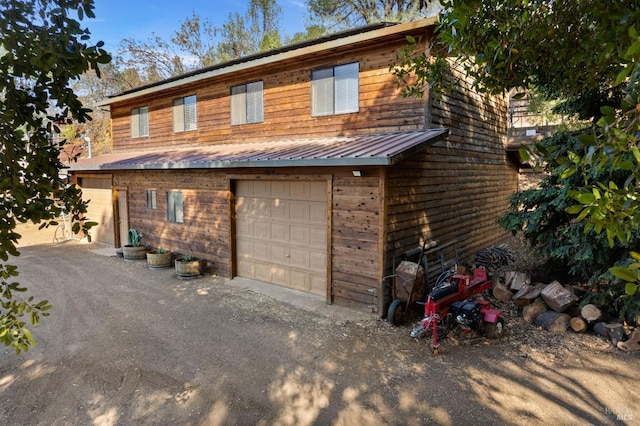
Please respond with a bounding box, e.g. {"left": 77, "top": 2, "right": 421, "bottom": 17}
{"left": 69, "top": 18, "right": 518, "bottom": 314}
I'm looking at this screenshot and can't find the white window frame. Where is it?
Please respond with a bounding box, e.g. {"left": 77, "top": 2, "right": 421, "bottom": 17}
{"left": 311, "top": 62, "right": 359, "bottom": 117}
{"left": 167, "top": 191, "right": 184, "bottom": 224}
{"left": 231, "top": 81, "right": 264, "bottom": 125}
{"left": 131, "top": 106, "right": 149, "bottom": 137}
{"left": 172, "top": 95, "right": 197, "bottom": 132}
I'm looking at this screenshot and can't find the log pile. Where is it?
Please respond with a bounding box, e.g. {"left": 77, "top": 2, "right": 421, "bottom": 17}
{"left": 494, "top": 270, "right": 639, "bottom": 350}
{"left": 475, "top": 245, "right": 515, "bottom": 275}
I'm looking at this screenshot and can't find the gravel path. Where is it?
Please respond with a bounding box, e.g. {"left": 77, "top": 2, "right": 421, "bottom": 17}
{"left": 1, "top": 229, "right": 638, "bottom": 425}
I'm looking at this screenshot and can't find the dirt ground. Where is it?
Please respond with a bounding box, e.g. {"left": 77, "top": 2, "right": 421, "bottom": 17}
{"left": 1, "top": 224, "right": 639, "bottom": 425}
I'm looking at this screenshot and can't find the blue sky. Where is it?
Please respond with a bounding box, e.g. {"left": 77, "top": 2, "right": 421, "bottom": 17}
{"left": 87, "top": 0, "right": 309, "bottom": 54}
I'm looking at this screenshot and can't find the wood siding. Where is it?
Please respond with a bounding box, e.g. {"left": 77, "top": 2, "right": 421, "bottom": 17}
{"left": 384, "top": 63, "right": 518, "bottom": 308}
{"left": 108, "top": 31, "right": 428, "bottom": 153}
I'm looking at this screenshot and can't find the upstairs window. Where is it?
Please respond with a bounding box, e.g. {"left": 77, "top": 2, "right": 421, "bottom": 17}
{"left": 172, "top": 95, "right": 197, "bottom": 132}
{"left": 131, "top": 106, "right": 149, "bottom": 137}
{"left": 231, "top": 81, "right": 264, "bottom": 125}
{"left": 167, "top": 191, "right": 184, "bottom": 224}
{"left": 311, "top": 62, "right": 359, "bottom": 117}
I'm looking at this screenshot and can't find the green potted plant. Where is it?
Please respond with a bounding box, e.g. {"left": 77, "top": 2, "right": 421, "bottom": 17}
{"left": 122, "top": 228, "right": 147, "bottom": 261}
{"left": 146, "top": 247, "right": 173, "bottom": 269}
{"left": 175, "top": 253, "right": 202, "bottom": 279}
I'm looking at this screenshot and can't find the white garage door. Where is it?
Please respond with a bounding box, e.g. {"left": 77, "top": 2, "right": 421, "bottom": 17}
{"left": 79, "top": 176, "right": 114, "bottom": 246}
{"left": 236, "top": 180, "right": 328, "bottom": 296}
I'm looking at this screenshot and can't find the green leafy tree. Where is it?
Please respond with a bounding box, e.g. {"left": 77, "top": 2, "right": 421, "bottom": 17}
{"left": 392, "top": 0, "right": 640, "bottom": 316}
{"left": 307, "top": 0, "right": 434, "bottom": 29}
{"left": 0, "top": 0, "right": 109, "bottom": 353}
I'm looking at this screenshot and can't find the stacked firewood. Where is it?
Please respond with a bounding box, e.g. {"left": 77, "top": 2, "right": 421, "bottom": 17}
{"left": 493, "top": 271, "right": 640, "bottom": 352}
{"left": 475, "top": 245, "right": 515, "bottom": 275}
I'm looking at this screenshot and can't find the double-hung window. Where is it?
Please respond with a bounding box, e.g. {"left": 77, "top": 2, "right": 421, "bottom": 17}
{"left": 167, "top": 191, "right": 184, "bottom": 224}
{"left": 131, "top": 106, "right": 149, "bottom": 137}
{"left": 172, "top": 95, "right": 197, "bottom": 132}
{"left": 146, "top": 190, "right": 157, "bottom": 209}
{"left": 231, "top": 81, "right": 264, "bottom": 125}
{"left": 311, "top": 62, "right": 359, "bottom": 117}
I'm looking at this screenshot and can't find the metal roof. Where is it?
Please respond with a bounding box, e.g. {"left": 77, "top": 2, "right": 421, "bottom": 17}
{"left": 67, "top": 129, "right": 449, "bottom": 172}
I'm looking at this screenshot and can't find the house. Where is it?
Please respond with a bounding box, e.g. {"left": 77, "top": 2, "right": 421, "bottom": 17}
{"left": 68, "top": 18, "right": 518, "bottom": 314}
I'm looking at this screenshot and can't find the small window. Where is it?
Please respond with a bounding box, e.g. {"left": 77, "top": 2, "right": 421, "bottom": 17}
{"left": 131, "top": 106, "right": 149, "bottom": 137}
{"left": 231, "top": 81, "right": 264, "bottom": 125}
{"left": 167, "top": 191, "right": 184, "bottom": 223}
{"left": 172, "top": 95, "right": 197, "bottom": 132}
{"left": 311, "top": 62, "right": 359, "bottom": 117}
{"left": 146, "top": 190, "right": 157, "bottom": 209}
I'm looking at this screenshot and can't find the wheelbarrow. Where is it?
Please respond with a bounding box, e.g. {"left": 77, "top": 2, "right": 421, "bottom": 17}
{"left": 385, "top": 240, "right": 459, "bottom": 326}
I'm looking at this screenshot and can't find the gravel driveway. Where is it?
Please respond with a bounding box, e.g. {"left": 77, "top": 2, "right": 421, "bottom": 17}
{"left": 1, "top": 228, "right": 639, "bottom": 425}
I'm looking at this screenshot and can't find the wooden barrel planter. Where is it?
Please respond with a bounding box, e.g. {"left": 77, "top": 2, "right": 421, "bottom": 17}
{"left": 122, "top": 245, "right": 147, "bottom": 261}
{"left": 175, "top": 257, "right": 202, "bottom": 279}
{"left": 146, "top": 251, "right": 173, "bottom": 269}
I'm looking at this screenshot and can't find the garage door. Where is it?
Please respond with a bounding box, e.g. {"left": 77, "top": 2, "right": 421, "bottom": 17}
{"left": 79, "top": 176, "right": 114, "bottom": 246}
{"left": 236, "top": 180, "right": 328, "bottom": 296}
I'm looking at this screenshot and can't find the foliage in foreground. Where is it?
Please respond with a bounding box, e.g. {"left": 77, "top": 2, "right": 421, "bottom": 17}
{"left": 392, "top": 0, "right": 640, "bottom": 319}
{"left": 0, "top": 0, "right": 109, "bottom": 353}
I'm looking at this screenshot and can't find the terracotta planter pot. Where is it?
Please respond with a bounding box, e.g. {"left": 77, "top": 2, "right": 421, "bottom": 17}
{"left": 146, "top": 251, "right": 173, "bottom": 269}
{"left": 175, "top": 258, "right": 202, "bottom": 279}
{"left": 122, "top": 245, "right": 147, "bottom": 261}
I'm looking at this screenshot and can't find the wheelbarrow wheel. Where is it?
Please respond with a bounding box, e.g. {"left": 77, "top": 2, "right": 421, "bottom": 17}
{"left": 387, "top": 299, "right": 406, "bottom": 326}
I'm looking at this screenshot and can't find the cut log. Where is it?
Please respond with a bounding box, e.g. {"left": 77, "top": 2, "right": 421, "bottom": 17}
{"left": 513, "top": 284, "right": 541, "bottom": 307}
{"left": 504, "top": 271, "right": 530, "bottom": 292}
{"left": 492, "top": 282, "right": 513, "bottom": 302}
{"left": 523, "top": 298, "right": 548, "bottom": 323}
{"left": 540, "top": 281, "right": 578, "bottom": 312}
{"left": 581, "top": 304, "right": 602, "bottom": 323}
{"left": 535, "top": 311, "right": 571, "bottom": 333}
{"left": 570, "top": 317, "right": 588, "bottom": 333}
{"left": 566, "top": 305, "right": 582, "bottom": 318}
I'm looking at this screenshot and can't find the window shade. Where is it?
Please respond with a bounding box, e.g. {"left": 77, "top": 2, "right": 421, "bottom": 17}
{"left": 334, "top": 63, "right": 359, "bottom": 114}
{"left": 311, "top": 68, "right": 334, "bottom": 117}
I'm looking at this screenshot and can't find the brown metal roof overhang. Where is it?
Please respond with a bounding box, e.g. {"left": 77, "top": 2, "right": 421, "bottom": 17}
{"left": 67, "top": 129, "right": 449, "bottom": 172}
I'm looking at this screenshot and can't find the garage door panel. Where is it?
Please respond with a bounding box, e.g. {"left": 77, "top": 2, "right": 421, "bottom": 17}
{"left": 309, "top": 203, "right": 327, "bottom": 223}
{"left": 270, "top": 223, "right": 289, "bottom": 242}
{"left": 236, "top": 179, "right": 328, "bottom": 297}
{"left": 309, "top": 251, "right": 326, "bottom": 271}
{"left": 271, "top": 200, "right": 288, "bottom": 220}
{"left": 290, "top": 225, "right": 309, "bottom": 245}
{"left": 290, "top": 181, "right": 308, "bottom": 199}
{"left": 253, "top": 241, "right": 271, "bottom": 261}
{"left": 254, "top": 222, "right": 270, "bottom": 239}
{"left": 254, "top": 262, "right": 271, "bottom": 282}
{"left": 289, "top": 202, "right": 308, "bottom": 222}
{"left": 289, "top": 248, "right": 308, "bottom": 269}
{"left": 290, "top": 270, "right": 309, "bottom": 291}
{"left": 310, "top": 228, "right": 326, "bottom": 248}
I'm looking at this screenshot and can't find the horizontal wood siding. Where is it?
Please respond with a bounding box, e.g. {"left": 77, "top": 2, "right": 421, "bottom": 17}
{"left": 385, "top": 63, "right": 517, "bottom": 294}
{"left": 331, "top": 170, "right": 383, "bottom": 312}
{"left": 109, "top": 31, "right": 430, "bottom": 152}
{"left": 113, "top": 170, "right": 230, "bottom": 276}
